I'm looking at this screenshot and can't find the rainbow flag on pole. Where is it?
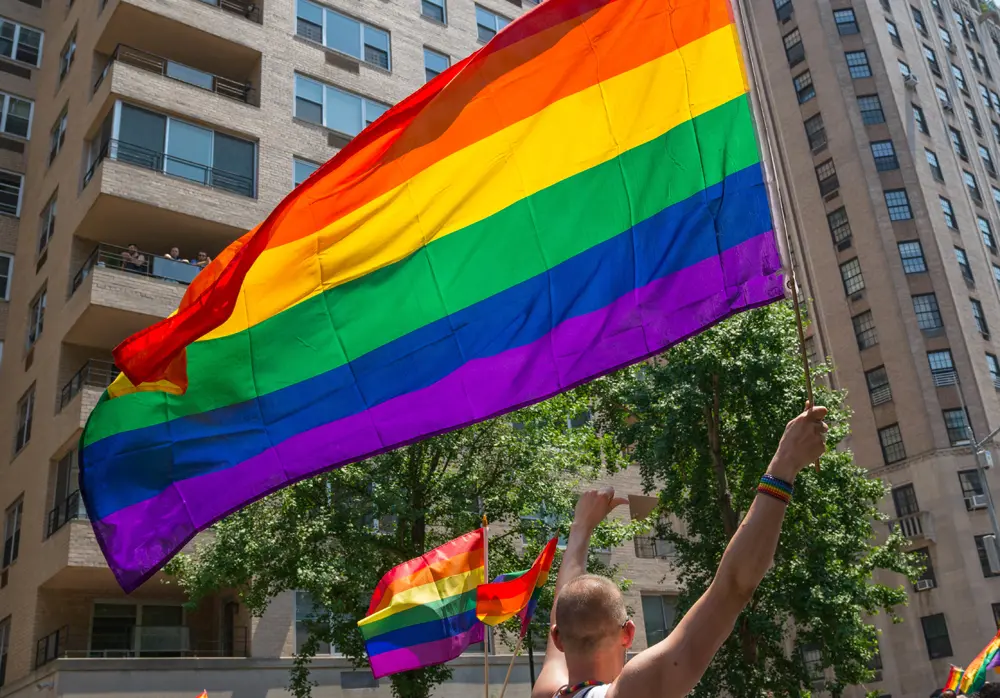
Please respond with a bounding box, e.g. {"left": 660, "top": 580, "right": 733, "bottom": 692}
{"left": 358, "top": 529, "right": 486, "bottom": 678}
{"left": 961, "top": 628, "right": 1000, "bottom": 694}
{"left": 944, "top": 665, "right": 963, "bottom": 692}
{"left": 477, "top": 538, "right": 558, "bottom": 631}
{"left": 80, "top": 0, "right": 782, "bottom": 591}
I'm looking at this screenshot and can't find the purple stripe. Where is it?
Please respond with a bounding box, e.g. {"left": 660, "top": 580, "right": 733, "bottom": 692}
{"left": 369, "top": 624, "right": 486, "bottom": 679}
{"left": 94, "top": 231, "right": 782, "bottom": 591}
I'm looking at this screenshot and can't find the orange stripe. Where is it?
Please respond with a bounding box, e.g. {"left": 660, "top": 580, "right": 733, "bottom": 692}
{"left": 372, "top": 548, "right": 485, "bottom": 614}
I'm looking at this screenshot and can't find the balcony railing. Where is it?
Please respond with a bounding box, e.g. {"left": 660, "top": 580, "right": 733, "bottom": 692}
{"left": 59, "top": 360, "right": 117, "bottom": 411}
{"left": 84, "top": 140, "right": 255, "bottom": 198}
{"left": 68, "top": 625, "right": 249, "bottom": 658}
{"left": 94, "top": 45, "right": 252, "bottom": 103}
{"left": 889, "top": 511, "right": 935, "bottom": 540}
{"left": 932, "top": 368, "right": 958, "bottom": 386}
{"left": 633, "top": 535, "right": 676, "bottom": 560}
{"left": 197, "top": 0, "right": 261, "bottom": 22}
{"left": 46, "top": 490, "right": 87, "bottom": 539}
{"left": 72, "top": 243, "right": 203, "bottom": 296}
{"left": 36, "top": 626, "right": 68, "bottom": 668}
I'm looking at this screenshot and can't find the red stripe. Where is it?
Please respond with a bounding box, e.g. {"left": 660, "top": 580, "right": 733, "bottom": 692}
{"left": 477, "top": 538, "right": 557, "bottom": 620}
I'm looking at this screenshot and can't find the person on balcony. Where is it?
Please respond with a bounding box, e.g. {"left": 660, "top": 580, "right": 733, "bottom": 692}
{"left": 122, "top": 245, "right": 147, "bottom": 273}
{"left": 195, "top": 251, "right": 212, "bottom": 268}
{"left": 165, "top": 247, "right": 189, "bottom": 263}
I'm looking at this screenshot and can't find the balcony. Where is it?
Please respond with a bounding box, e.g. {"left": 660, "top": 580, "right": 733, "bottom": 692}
{"left": 46, "top": 491, "right": 87, "bottom": 539}
{"left": 95, "top": 45, "right": 253, "bottom": 103}
{"left": 888, "top": 511, "right": 935, "bottom": 541}
{"left": 59, "top": 360, "right": 117, "bottom": 412}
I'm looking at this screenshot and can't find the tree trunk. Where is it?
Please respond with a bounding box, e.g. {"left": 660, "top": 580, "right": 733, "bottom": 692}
{"left": 705, "top": 375, "right": 758, "bottom": 665}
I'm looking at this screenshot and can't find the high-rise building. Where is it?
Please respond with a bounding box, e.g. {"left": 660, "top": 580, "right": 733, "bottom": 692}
{"left": 0, "top": 0, "right": 681, "bottom": 695}
{"left": 746, "top": 0, "right": 1000, "bottom": 693}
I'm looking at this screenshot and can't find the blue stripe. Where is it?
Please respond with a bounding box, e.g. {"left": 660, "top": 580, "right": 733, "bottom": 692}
{"left": 364, "top": 608, "right": 482, "bottom": 657}
{"left": 82, "top": 165, "right": 771, "bottom": 519}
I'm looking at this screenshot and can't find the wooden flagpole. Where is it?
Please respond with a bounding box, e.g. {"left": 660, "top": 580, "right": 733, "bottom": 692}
{"left": 483, "top": 515, "right": 490, "bottom": 698}
{"left": 497, "top": 634, "right": 525, "bottom": 698}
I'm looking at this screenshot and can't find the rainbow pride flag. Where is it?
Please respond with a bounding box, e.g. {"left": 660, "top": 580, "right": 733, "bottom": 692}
{"left": 944, "top": 665, "right": 963, "bottom": 692}
{"left": 479, "top": 538, "right": 558, "bottom": 635}
{"left": 358, "top": 529, "right": 486, "bottom": 678}
{"left": 80, "top": 0, "right": 782, "bottom": 591}
{"left": 961, "top": 628, "right": 1000, "bottom": 694}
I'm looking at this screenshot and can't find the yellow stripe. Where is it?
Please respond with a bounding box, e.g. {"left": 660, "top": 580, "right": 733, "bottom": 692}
{"left": 201, "top": 25, "right": 745, "bottom": 342}
{"left": 357, "top": 567, "right": 485, "bottom": 627}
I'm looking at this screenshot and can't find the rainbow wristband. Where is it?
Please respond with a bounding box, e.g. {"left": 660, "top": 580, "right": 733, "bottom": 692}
{"left": 758, "top": 474, "right": 794, "bottom": 505}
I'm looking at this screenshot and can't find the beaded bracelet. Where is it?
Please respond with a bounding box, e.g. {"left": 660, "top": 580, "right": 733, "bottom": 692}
{"left": 757, "top": 473, "right": 794, "bottom": 505}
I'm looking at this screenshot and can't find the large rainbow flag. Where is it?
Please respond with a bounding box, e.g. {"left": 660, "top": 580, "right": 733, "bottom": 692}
{"left": 80, "top": 0, "right": 782, "bottom": 591}
{"left": 358, "top": 529, "right": 486, "bottom": 677}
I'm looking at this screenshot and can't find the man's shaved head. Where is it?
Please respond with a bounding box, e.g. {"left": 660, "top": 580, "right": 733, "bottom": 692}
{"left": 554, "top": 574, "right": 628, "bottom": 654}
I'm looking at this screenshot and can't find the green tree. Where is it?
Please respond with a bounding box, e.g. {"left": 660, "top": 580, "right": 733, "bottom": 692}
{"left": 592, "top": 303, "right": 920, "bottom": 698}
{"left": 168, "top": 386, "right": 634, "bottom": 698}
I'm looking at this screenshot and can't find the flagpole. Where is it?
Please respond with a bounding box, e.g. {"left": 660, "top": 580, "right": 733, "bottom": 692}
{"left": 498, "top": 634, "right": 524, "bottom": 698}
{"left": 483, "top": 514, "right": 490, "bottom": 698}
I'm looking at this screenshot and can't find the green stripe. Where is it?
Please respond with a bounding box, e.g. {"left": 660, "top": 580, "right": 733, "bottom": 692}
{"left": 85, "top": 95, "right": 759, "bottom": 445}
{"left": 359, "top": 589, "right": 479, "bottom": 639}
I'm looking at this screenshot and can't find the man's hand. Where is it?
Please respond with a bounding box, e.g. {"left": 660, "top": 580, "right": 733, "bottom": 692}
{"left": 766, "top": 403, "right": 829, "bottom": 482}
{"left": 572, "top": 487, "right": 629, "bottom": 534}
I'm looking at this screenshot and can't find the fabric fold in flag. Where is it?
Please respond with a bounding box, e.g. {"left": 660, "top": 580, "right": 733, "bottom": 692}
{"left": 960, "top": 628, "right": 1000, "bottom": 694}
{"left": 358, "top": 529, "right": 486, "bottom": 678}
{"left": 81, "top": 0, "right": 783, "bottom": 593}
{"left": 477, "top": 538, "right": 558, "bottom": 628}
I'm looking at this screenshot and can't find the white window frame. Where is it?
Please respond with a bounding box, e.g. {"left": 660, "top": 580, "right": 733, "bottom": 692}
{"left": 0, "top": 17, "right": 44, "bottom": 67}
{"left": 293, "top": 591, "right": 341, "bottom": 656}
{"left": 421, "top": 0, "right": 446, "bottom": 24}
{"left": 475, "top": 5, "right": 510, "bottom": 43}
{"left": 0, "top": 253, "right": 11, "bottom": 301}
{"left": 294, "top": 73, "right": 390, "bottom": 138}
{"left": 0, "top": 91, "right": 33, "bottom": 140}
{"left": 0, "top": 169, "right": 23, "bottom": 218}
{"left": 38, "top": 194, "right": 56, "bottom": 256}
{"left": 293, "top": 157, "right": 321, "bottom": 188}
{"left": 49, "top": 108, "right": 67, "bottom": 164}
{"left": 295, "top": 0, "right": 391, "bottom": 70}
{"left": 423, "top": 46, "right": 450, "bottom": 82}
{"left": 59, "top": 30, "right": 76, "bottom": 81}
{"left": 26, "top": 286, "right": 45, "bottom": 349}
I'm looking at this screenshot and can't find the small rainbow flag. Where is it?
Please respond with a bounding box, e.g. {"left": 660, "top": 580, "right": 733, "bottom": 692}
{"left": 80, "top": 0, "right": 781, "bottom": 592}
{"left": 477, "top": 538, "right": 558, "bottom": 629}
{"left": 196, "top": 692, "right": 207, "bottom": 698}
{"left": 358, "top": 529, "right": 486, "bottom": 678}
{"left": 961, "top": 628, "right": 1000, "bottom": 694}
{"left": 944, "top": 665, "right": 963, "bottom": 692}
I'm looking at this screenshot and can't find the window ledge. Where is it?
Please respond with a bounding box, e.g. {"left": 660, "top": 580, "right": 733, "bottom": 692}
{"left": 293, "top": 34, "right": 392, "bottom": 76}
{"left": 419, "top": 13, "right": 448, "bottom": 27}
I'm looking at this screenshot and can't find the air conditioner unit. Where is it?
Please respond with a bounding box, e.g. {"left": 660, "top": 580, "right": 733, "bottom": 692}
{"left": 915, "top": 578, "right": 936, "bottom": 591}
{"left": 943, "top": 101, "right": 955, "bottom": 111}
{"left": 904, "top": 73, "right": 920, "bottom": 88}
{"left": 967, "top": 494, "right": 989, "bottom": 509}
{"left": 948, "top": 42, "right": 958, "bottom": 53}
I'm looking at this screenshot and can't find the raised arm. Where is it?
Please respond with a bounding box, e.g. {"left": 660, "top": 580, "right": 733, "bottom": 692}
{"left": 607, "top": 405, "right": 828, "bottom": 698}
{"left": 532, "top": 488, "right": 628, "bottom": 698}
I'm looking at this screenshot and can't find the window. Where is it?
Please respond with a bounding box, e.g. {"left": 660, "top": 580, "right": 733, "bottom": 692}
{"left": 892, "top": 483, "right": 920, "bottom": 517}
{"left": 954, "top": 63, "right": 969, "bottom": 93}
{"left": 937, "top": 84, "right": 952, "bottom": 107}
{"left": 928, "top": 349, "right": 956, "bottom": 385}
{"left": 924, "top": 45, "right": 942, "bottom": 75}
{"left": 913, "top": 547, "right": 936, "bottom": 588}
{"left": 941, "top": 25, "right": 953, "bottom": 46}
{"left": 1, "top": 499, "right": 20, "bottom": 567}
{"left": 879, "top": 424, "right": 905, "bottom": 463}
{"left": 882, "top": 0, "right": 891, "bottom": 11}
{"left": 899, "top": 240, "right": 927, "bottom": 273}
{"left": 295, "top": 591, "right": 336, "bottom": 655}
{"left": 0, "top": 91, "right": 31, "bottom": 139}
{"left": 951, "top": 127, "right": 968, "bottom": 158}
{"left": 993, "top": 90, "right": 1000, "bottom": 114}
{"left": 982, "top": 144, "right": 998, "bottom": 176}
{"left": 815, "top": 159, "right": 838, "bottom": 195}
{"left": 912, "top": 5, "right": 927, "bottom": 34}
{"left": 295, "top": 74, "right": 390, "bottom": 137}
{"left": 421, "top": 0, "right": 445, "bottom": 23}
{"left": 866, "top": 366, "right": 892, "bottom": 405}
{"left": 37, "top": 194, "right": 55, "bottom": 256}
{"left": 884, "top": 189, "right": 912, "bottom": 220}
{"left": 932, "top": 0, "right": 943, "bottom": 18}
{"left": 994, "top": 263, "right": 1000, "bottom": 287}
{"left": 90, "top": 603, "right": 184, "bottom": 657}
{"left": 853, "top": 310, "right": 878, "bottom": 349}
{"left": 828, "top": 207, "right": 852, "bottom": 245}
{"left": 295, "top": 0, "right": 391, "bottom": 70}
{"left": 0, "top": 18, "right": 42, "bottom": 66}
{"left": 971, "top": 46, "right": 983, "bottom": 72}
{"left": 981, "top": 216, "right": 997, "bottom": 251}
{"left": 941, "top": 196, "right": 958, "bottom": 229}
{"left": 0, "top": 616, "right": 7, "bottom": 687}
{"left": 793, "top": 71, "right": 816, "bottom": 103}
{"left": 994, "top": 185, "right": 1000, "bottom": 208}
{"left": 914, "top": 103, "right": 929, "bottom": 133}
{"left": 973, "top": 298, "right": 990, "bottom": 335}
{"left": 913, "top": 293, "right": 943, "bottom": 329}
{"left": 49, "top": 108, "right": 67, "bottom": 165}
{"left": 899, "top": 59, "right": 912, "bottom": 76}
{"left": 991, "top": 353, "right": 1000, "bottom": 387}
{"left": 994, "top": 603, "right": 1000, "bottom": 629}
{"left": 293, "top": 158, "right": 320, "bottom": 188}
{"left": 641, "top": 595, "right": 677, "bottom": 647}
{"left": 960, "top": 468, "right": 987, "bottom": 503}
{"left": 804, "top": 114, "right": 826, "bottom": 150}
{"left": 976, "top": 534, "right": 1000, "bottom": 577}
{"left": 955, "top": 10, "right": 969, "bottom": 38}
{"left": 944, "top": 408, "right": 973, "bottom": 445}
{"left": 982, "top": 83, "right": 992, "bottom": 109}
{"left": 846, "top": 50, "right": 872, "bottom": 78}
{"left": 982, "top": 53, "right": 993, "bottom": 79}
{"left": 0, "top": 170, "right": 22, "bottom": 217}
{"left": 835, "top": 8, "right": 860, "bottom": 34}
{"left": 994, "top": 122, "right": 1000, "bottom": 143}
{"left": 802, "top": 644, "right": 824, "bottom": 686}
{"left": 885, "top": 19, "right": 902, "bottom": 46}
{"left": 476, "top": 6, "right": 510, "bottom": 43}
{"left": 59, "top": 30, "right": 75, "bottom": 82}
{"left": 0, "top": 254, "right": 10, "bottom": 301}
{"left": 965, "top": 169, "right": 983, "bottom": 202}
{"left": 970, "top": 103, "right": 984, "bottom": 134}
{"left": 872, "top": 140, "right": 899, "bottom": 170}
{"left": 424, "top": 47, "right": 449, "bottom": 82}
{"left": 926, "top": 148, "right": 944, "bottom": 180}
{"left": 774, "top": 0, "right": 793, "bottom": 21}
{"left": 840, "top": 258, "right": 865, "bottom": 295}
{"left": 956, "top": 246, "right": 974, "bottom": 281}
{"left": 858, "top": 94, "right": 885, "bottom": 124}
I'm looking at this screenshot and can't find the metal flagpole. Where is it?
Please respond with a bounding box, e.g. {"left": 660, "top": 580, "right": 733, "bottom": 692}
{"left": 483, "top": 514, "right": 490, "bottom": 698}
